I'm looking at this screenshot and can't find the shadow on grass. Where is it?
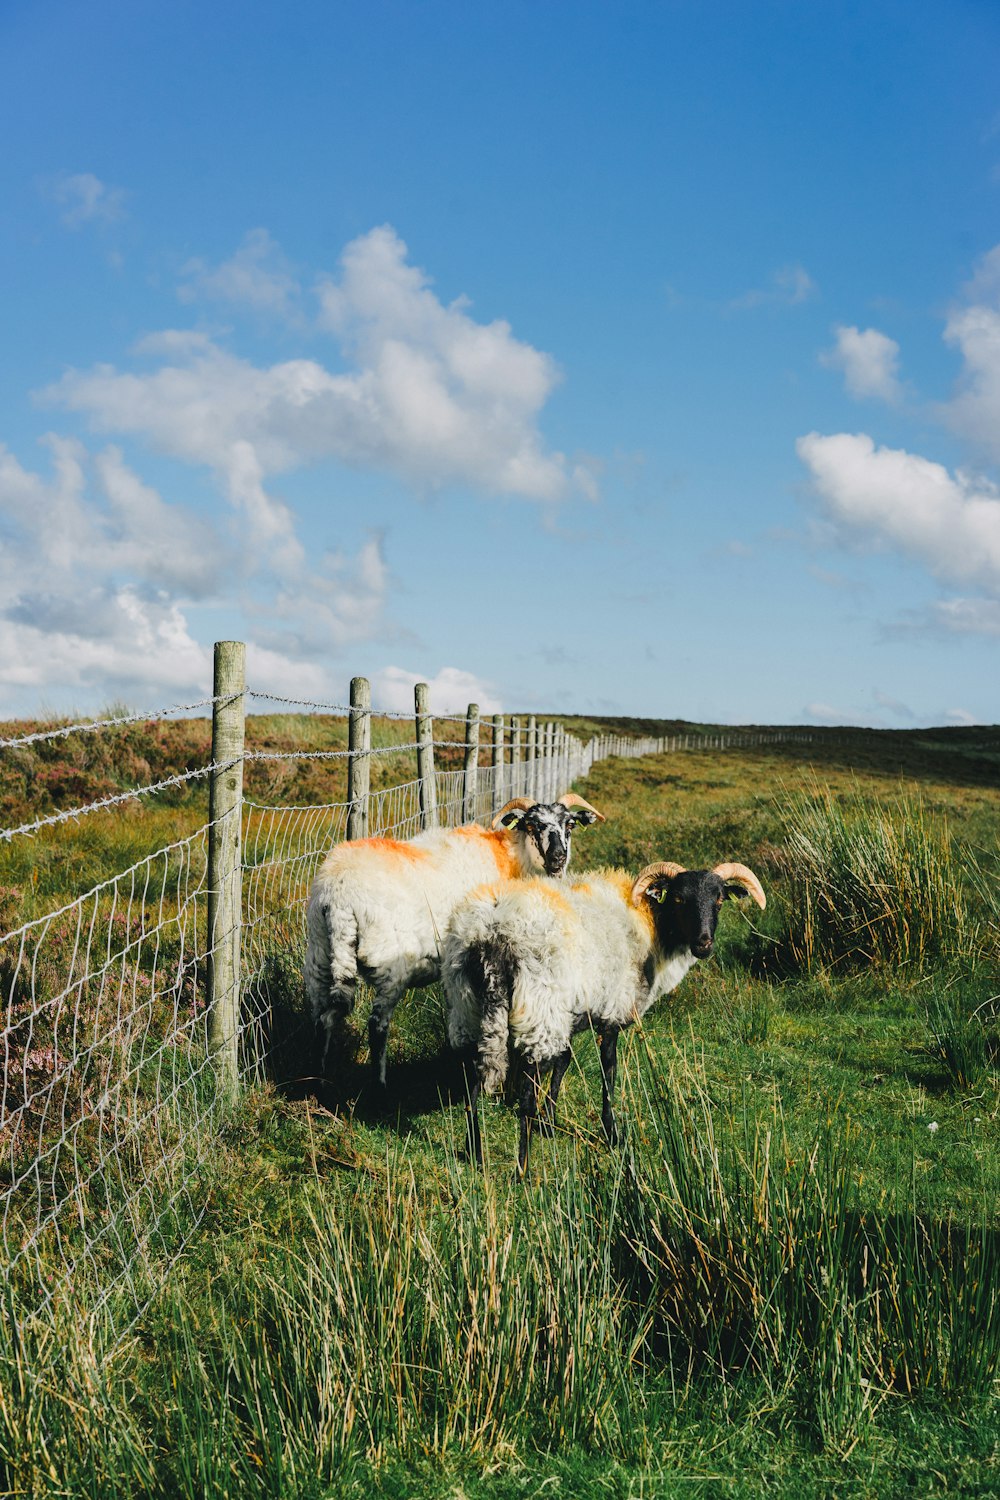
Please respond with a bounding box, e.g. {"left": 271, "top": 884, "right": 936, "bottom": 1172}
{"left": 246, "top": 947, "right": 464, "bottom": 1129}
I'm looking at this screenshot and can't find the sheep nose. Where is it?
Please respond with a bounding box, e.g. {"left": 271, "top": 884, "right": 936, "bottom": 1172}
{"left": 693, "top": 937, "right": 713, "bottom": 957}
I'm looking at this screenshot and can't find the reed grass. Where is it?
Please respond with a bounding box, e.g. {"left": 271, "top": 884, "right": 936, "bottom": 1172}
{"left": 767, "top": 781, "right": 976, "bottom": 974}
{"left": 2, "top": 1053, "right": 997, "bottom": 1497}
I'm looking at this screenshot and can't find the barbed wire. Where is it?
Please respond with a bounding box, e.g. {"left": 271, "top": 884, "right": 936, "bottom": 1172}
{"left": 0, "top": 696, "right": 222, "bottom": 751}
{"left": 244, "top": 688, "right": 487, "bottom": 725}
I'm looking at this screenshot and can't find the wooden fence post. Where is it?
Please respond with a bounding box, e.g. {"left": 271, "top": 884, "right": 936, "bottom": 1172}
{"left": 526, "top": 715, "right": 537, "bottom": 799}
{"left": 415, "top": 681, "right": 437, "bottom": 831}
{"left": 207, "top": 639, "right": 246, "bottom": 1094}
{"left": 492, "top": 713, "right": 504, "bottom": 816}
{"left": 510, "top": 715, "right": 521, "bottom": 797}
{"left": 462, "top": 703, "right": 480, "bottom": 823}
{"left": 347, "top": 676, "right": 371, "bottom": 840}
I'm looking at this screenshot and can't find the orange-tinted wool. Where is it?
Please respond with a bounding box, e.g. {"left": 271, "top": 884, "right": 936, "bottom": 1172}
{"left": 330, "top": 837, "right": 431, "bottom": 867}
{"left": 453, "top": 825, "right": 521, "bottom": 881}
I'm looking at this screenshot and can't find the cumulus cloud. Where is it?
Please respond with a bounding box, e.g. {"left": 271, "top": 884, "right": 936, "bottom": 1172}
{"left": 796, "top": 432, "right": 1000, "bottom": 595}
{"left": 940, "top": 306, "right": 1000, "bottom": 465}
{"left": 731, "top": 263, "right": 816, "bottom": 311}
{"left": 178, "top": 228, "right": 301, "bottom": 317}
{"left": 46, "top": 225, "right": 583, "bottom": 507}
{"left": 0, "top": 437, "right": 388, "bottom": 706}
{"left": 44, "top": 171, "right": 126, "bottom": 227}
{"left": 372, "top": 664, "right": 502, "bottom": 715}
{"left": 821, "top": 325, "right": 902, "bottom": 403}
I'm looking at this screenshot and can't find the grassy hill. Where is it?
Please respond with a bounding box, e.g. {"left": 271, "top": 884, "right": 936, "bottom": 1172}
{"left": 1, "top": 721, "right": 999, "bottom": 1497}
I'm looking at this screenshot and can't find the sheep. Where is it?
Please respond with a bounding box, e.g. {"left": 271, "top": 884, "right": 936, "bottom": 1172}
{"left": 304, "top": 792, "right": 606, "bottom": 1091}
{"left": 443, "top": 859, "right": 765, "bottom": 1170}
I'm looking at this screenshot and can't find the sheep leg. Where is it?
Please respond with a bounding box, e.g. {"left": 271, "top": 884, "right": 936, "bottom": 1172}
{"left": 367, "top": 994, "right": 396, "bottom": 1091}
{"left": 597, "top": 1027, "right": 620, "bottom": 1145}
{"left": 315, "top": 989, "right": 354, "bottom": 1084}
{"left": 517, "top": 1061, "right": 541, "bottom": 1175}
{"left": 536, "top": 1048, "right": 572, "bottom": 1138}
{"left": 462, "top": 1049, "right": 484, "bottom": 1166}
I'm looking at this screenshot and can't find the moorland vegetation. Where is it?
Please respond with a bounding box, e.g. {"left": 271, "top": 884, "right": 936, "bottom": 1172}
{"left": 1, "top": 718, "right": 998, "bottom": 1498}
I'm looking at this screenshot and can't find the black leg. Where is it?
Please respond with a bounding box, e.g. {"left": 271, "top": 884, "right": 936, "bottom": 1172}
{"left": 368, "top": 1001, "right": 392, "bottom": 1091}
{"left": 463, "top": 1049, "right": 483, "bottom": 1166}
{"left": 537, "top": 1048, "right": 572, "bottom": 1137}
{"left": 597, "top": 1028, "right": 620, "bottom": 1145}
{"left": 517, "top": 1061, "right": 540, "bottom": 1175}
{"left": 316, "top": 995, "right": 351, "bottom": 1084}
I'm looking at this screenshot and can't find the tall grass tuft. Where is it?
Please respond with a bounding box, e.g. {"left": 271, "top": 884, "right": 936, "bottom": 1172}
{"left": 926, "top": 984, "right": 995, "bottom": 1091}
{"left": 614, "top": 1048, "right": 1000, "bottom": 1450}
{"left": 767, "top": 781, "right": 974, "bottom": 974}
{"left": 2, "top": 1059, "right": 999, "bottom": 1492}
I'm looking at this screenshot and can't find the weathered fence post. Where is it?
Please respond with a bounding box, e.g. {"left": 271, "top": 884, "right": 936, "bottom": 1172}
{"left": 207, "top": 639, "right": 246, "bottom": 1094}
{"left": 492, "top": 713, "right": 505, "bottom": 816}
{"left": 526, "top": 715, "right": 537, "bottom": 798}
{"left": 462, "top": 703, "right": 480, "bottom": 823}
{"left": 510, "top": 715, "right": 521, "bottom": 798}
{"left": 347, "top": 676, "right": 371, "bottom": 841}
{"left": 415, "top": 681, "right": 437, "bottom": 831}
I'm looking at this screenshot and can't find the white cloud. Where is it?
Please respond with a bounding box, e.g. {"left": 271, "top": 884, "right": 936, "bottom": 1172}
{"left": 372, "top": 665, "right": 502, "bottom": 715}
{"left": 873, "top": 689, "right": 916, "bottom": 721}
{"left": 821, "top": 325, "right": 902, "bottom": 403}
{"left": 927, "top": 597, "right": 1000, "bottom": 636}
{"left": 928, "top": 242, "right": 1000, "bottom": 463}
{"left": 46, "top": 225, "right": 584, "bottom": 507}
{"left": 45, "top": 172, "right": 126, "bottom": 228}
{"left": 944, "top": 707, "right": 979, "bottom": 725}
{"left": 796, "top": 432, "right": 1000, "bottom": 594}
{"left": 731, "top": 263, "right": 816, "bottom": 311}
{"left": 0, "top": 437, "right": 389, "bottom": 708}
{"left": 804, "top": 701, "right": 869, "bottom": 727}
{"left": 178, "top": 228, "right": 300, "bottom": 317}
{"left": 941, "top": 305, "right": 1000, "bottom": 464}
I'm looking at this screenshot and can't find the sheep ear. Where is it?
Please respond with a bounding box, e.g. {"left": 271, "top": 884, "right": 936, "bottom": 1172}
{"left": 493, "top": 798, "right": 535, "bottom": 831}
{"left": 631, "top": 862, "right": 686, "bottom": 904}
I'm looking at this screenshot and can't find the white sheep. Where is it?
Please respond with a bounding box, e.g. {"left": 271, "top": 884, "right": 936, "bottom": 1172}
{"left": 443, "top": 859, "right": 765, "bottom": 1169}
{"left": 304, "top": 793, "right": 605, "bottom": 1090}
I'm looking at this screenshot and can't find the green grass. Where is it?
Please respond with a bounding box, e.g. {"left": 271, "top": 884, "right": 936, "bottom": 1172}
{"left": 1, "top": 723, "right": 1000, "bottom": 1496}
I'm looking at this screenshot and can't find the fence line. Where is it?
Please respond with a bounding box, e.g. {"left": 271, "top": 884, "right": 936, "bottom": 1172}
{"left": 1, "top": 642, "right": 817, "bottom": 1336}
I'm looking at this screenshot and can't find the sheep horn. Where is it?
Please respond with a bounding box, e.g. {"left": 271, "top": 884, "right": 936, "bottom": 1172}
{"left": 492, "top": 797, "right": 535, "bottom": 830}
{"left": 631, "top": 862, "right": 686, "bottom": 903}
{"left": 712, "top": 863, "right": 766, "bottom": 909}
{"left": 557, "top": 792, "right": 606, "bottom": 823}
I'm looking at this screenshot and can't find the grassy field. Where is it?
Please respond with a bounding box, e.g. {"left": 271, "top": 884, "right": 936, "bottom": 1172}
{"left": 2, "top": 722, "right": 999, "bottom": 1498}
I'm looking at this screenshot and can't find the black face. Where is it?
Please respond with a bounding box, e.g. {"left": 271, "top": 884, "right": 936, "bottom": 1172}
{"left": 501, "top": 802, "right": 599, "bottom": 877}
{"left": 643, "top": 869, "right": 734, "bottom": 958}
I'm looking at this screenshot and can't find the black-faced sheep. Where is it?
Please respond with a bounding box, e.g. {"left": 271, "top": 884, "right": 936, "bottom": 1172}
{"left": 443, "top": 860, "right": 765, "bottom": 1169}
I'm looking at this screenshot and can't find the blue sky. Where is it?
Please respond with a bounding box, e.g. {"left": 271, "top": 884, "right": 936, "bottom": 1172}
{"left": 2, "top": 0, "right": 999, "bottom": 726}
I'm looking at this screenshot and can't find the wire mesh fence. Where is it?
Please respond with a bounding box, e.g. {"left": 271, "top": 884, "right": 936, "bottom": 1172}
{"left": 1, "top": 649, "right": 816, "bottom": 1337}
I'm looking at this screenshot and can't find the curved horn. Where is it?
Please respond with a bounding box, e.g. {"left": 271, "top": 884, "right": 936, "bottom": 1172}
{"left": 557, "top": 792, "right": 606, "bottom": 824}
{"left": 492, "top": 797, "right": 535, "bottom": 830}
{"left": 630, "top": 861, "right": 686, "bottom": 904}
{"left": 712, "top": 863, "right": 766, "bottom": 910}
